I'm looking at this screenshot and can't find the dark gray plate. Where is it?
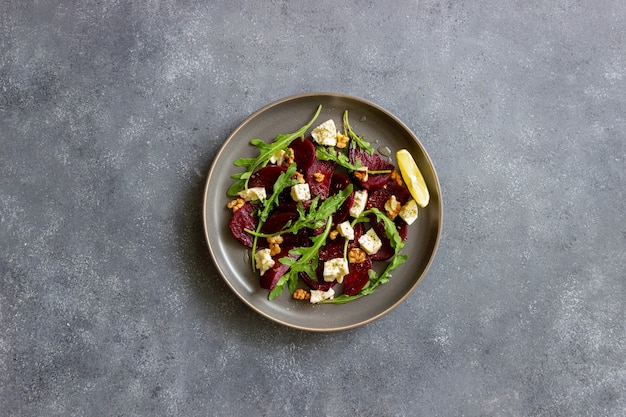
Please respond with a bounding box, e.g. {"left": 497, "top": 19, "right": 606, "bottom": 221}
{"left": 203, "top": 92, "right": 442, "bottom": 331}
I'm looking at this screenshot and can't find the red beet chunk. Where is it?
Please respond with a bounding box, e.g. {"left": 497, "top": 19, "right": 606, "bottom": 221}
{"left": 342, "top": 257, "right": 372, "bottom": 295}
{"left": 349, "top": 145, "right": 394, "bottom": 189}
{"left": 306, "top": 158, "right": 335, "bottom": 200}
{"left": 329, "top": 173, "right": 354, "bottom": 224}
{"left": 290, "top": 138, "right": 316, "bottom": 171}
{"left": 366, "top": 181, "right": 411, "bottom": 212}
{"left": 277, "top": 199, "right": 312, "bottom": 213}
{"left": 260, "top": 250, "right": 296, "bottom": 290}
{"left": 261, "top": 212, "right": 297, "bottom": 234}
{"left": 228, "top": 203, "right": 258, "bottom": 247}
{"left": 248, "top": 166, "right": 287, "bottom": 193}
{"left": 318, "top": 237, "right": 347, "bottom": 261}
{"left": 299, "top": 270, "right": 336, "bottom": 291}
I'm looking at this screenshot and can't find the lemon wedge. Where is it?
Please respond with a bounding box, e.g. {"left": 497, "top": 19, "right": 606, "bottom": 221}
{"left": 396, "top": 149, "right": 430, "bottom": 208}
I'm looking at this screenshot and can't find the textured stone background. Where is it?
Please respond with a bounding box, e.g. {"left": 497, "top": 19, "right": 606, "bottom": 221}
{"left": 1, "top": 1, "right": 625, "bottom": 416}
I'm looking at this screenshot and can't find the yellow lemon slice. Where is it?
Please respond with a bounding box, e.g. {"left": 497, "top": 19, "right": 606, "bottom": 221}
{"left": 396, "top": 149, "right": 430, "bottom": 208}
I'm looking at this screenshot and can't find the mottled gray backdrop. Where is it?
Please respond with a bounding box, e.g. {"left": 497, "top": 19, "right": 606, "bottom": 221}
{"left": 1, "top": 1, "right": 625, "bottom": 416}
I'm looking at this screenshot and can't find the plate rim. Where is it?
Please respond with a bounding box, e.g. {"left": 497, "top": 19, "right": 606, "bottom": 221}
{"left": 202, "top": 91, "right": 443, "bottom": 332}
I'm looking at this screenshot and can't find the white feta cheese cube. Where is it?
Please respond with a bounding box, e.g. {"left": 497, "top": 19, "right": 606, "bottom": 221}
{"left": 269, "top": 149, "right": 287, "bottom": 165}
{"left": 310, "top": 287, "right": 335, "bottom": 304}
{"left": 237, "top": 187, "right": 267, "bottom": 202}
{"left": 323, "top": 257, "right": 350, "bottom": 283}
{"left": 290, "top": 183, "right": 311, "bottom": 202}
{"left": 399, "top": 199, "right": 418, "bottom": 225}
{"left": 336, "top": 221, "right": 355, "bottom": 240}
{"left": 349, "top": 190, "right": 368, "bottom": 217}
{"left": 311, "top": 119, "right": 337, "bottom": 146}
{"left": 254, "top": 248, "right": 275, "bottom": 276}
{"left": 358, "top": 228, "right": 383, "bottom": 255}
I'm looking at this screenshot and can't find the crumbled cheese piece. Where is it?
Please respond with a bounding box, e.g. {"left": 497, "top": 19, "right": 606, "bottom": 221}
{"left": 311, "top": 119, "right": 337, "bottom": 146}
{"left": 358, "top": 228, "right": 383, "bottom": 255}
{"left": 336, "top": 221, "right": 355, "bottom": 240}
{"left": 290, "top": 183, "right": 311, "bottom": 202}
{"left": 349, "top": 190, "right": 368, "bottom": 217}
{"left": 323, "top": 258, "right": 350, "bottom": 283}
{"left": 310, "top": 287, "right": 335, "bottom": 304}
{"left": 237, "top": 187, "right": 267, "bottom": 202}
{"left": 254, "top": 248, "right": 275, "bottom": 276}
{"left": 269, "top": 149, "right": 287, "bottom": 165}
{"left": 399, "top": 199, "right": 418, "bottom": 225}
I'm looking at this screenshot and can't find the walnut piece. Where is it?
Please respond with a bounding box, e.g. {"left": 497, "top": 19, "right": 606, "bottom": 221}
{"left": 269, "top": 243, "right": 281, "bottom": 256}
{"left": 227, "top": 198, "right": 245, "bottom": 212}
{"left": 329, "top": 229, "right": 339, "bottom": 240}
{"left": 354, "top": 166, "right": 368, "bottom": 182}
{"left": 286, "top": 147, "right": 295, "bottom": 165}
{"left": 293, "top": 288, "right": 311, "bottom": 300}
{"left": 313, "top": 172, "right": 325, "bottom": 182}
{"left": 348, "top": 248, "right": 367, "bottom": 264}
{"left": 267, "top": 235, "right": 284, "bottom": 245}
{"left": 336, "top": 133, "right": 349, "bottom": 149}
{"left": 390, "top": 170, "right": 403, "bottom": 186}
{"left": 384, "top": 195, "right": 402, "bottom": 219}
{"left": 293, "top": 171, "right": 305, "bottom": 184}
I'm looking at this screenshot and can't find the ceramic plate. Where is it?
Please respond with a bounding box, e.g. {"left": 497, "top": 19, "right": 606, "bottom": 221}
{"left": 203, "top": 92, "right": 442, "bottom": 331}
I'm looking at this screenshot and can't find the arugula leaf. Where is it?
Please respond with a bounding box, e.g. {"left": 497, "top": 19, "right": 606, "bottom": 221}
{"left": 343, "top": 110, "right": 375, "bottom": 155}
{"left": 227, "top": 105, "right": 322, "bottom": 196}
{"left": 316, "top": 147, "right": 391, "bottom": 175}
{"left": 258, "top": 163, "right": 298, "bottom": 223}
{"left": 268, "top": 215, "right": 333, "bottom": 300}
{"left": 316, "top": 147, "right": 361, "bottom": 171}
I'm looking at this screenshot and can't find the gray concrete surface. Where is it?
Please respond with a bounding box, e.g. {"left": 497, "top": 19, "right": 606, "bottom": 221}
{"left": 1, "top": 1, "right": 625, "bottom": 416}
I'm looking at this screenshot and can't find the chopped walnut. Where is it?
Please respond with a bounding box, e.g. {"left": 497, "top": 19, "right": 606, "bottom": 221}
{"left": 293, "top": 288, "right": 311, "bottom": 300}
{"left": 348, "top": 248, "right": 367, "bottom": 264}
{"left": 354, "top": 166, "right": 368, "bottom": 182}
{"left": 384, "top": 195, "right": 402, "bottom": 219}
{"left": 390, "top": 170, "right": 403, "bottom": 186}
{"left": 227, "top": 198, "right": 245, "bottom": 212}
{"left": 336, "top": 133, "right": 349, "bottom": 149}
{"left": 269, "top": 243, "right": 281, "bottom": 256}
{"left": 286, "top": 148, "right": 295, "bottom": 165}
{"left": 267, "top": 235, "right": 283, "bottom": 256}
{"left": 267, "top": 235, "right": 284, "bottom": 245}
{"left": 293, "top": 171, "right": 305, "bottom": 184}
{"left": 313, "top": 172, "right": 325, "bottom": 182}
{"left": 329, "top": 229, "right": 339, "bottom": 240}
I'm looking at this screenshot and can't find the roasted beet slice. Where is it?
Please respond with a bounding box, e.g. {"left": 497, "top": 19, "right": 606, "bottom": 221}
{"left": 259, "top": 250, "right": 296, "bottom": 290}
{"left": 290, "top": 138, "right": 316, "bottom": 171}
{"left": 299, "top": 270, "right": 336, "bottom": 291}
{"left": 228, "top": 203, "right": 258, "bottom": 247}
{"left": 329, "top": 173, "right": 354, "bottom": 224}
{"left": 342, "top": 257, "right": 373, "bottom": 296}
{"left": 349, "top": 145, "right": 394, "bottom": 189}
{"left": 248, "top": 166, "right": 287, "bottom": 193}
{"left": 366, "top": 181, "right": 411, "bottom": 211}
{"left": 318, "top": 237, "right": 347, "bottom": 261}
{"left": 306, "top": 158, "right": 335, "bottom": 200}
{"left": 277, "top": 199, "right": 312, "bottom": 213}
{"left": 261, "top": 212, "right": 297, "bottom": 234}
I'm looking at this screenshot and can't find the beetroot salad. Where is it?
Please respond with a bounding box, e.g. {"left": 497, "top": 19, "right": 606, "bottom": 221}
{"left": 226, "top": 105, "right": 420, "bottom": 304}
